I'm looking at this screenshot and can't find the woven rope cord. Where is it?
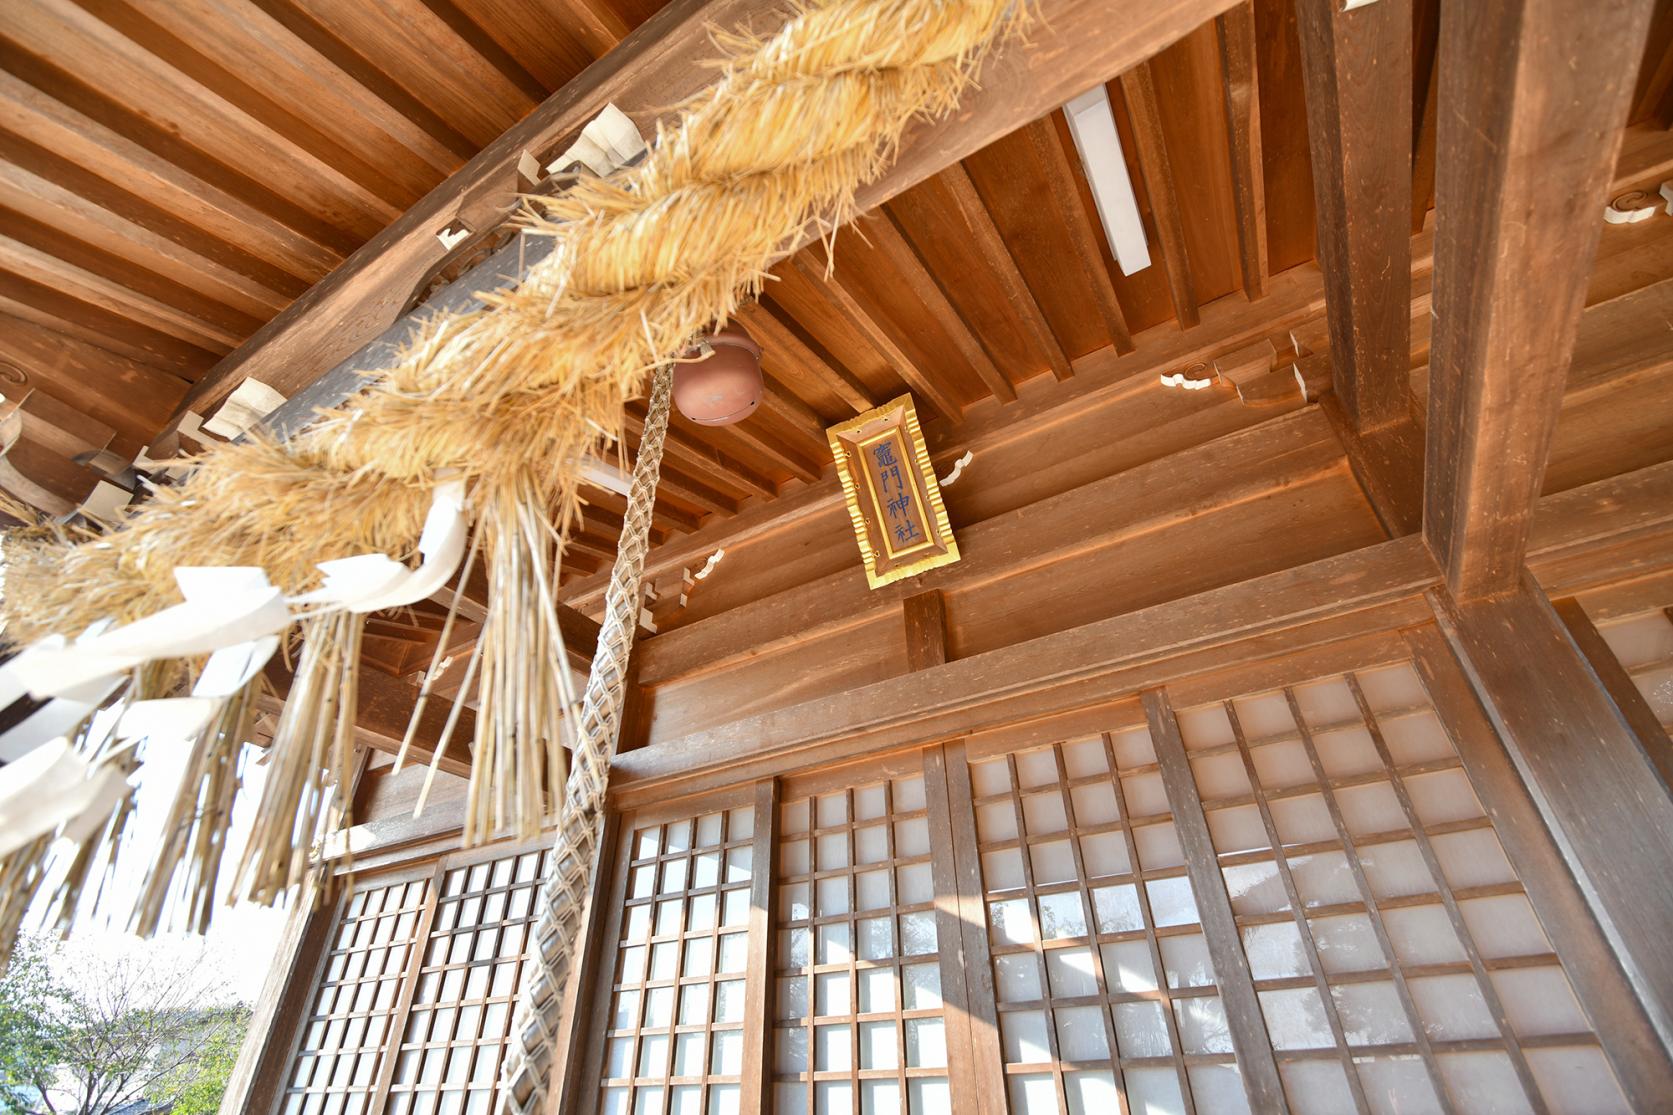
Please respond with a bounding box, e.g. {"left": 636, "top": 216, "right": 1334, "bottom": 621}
{"left": 498, "top": 364, "right": 672, "bottom": 1115}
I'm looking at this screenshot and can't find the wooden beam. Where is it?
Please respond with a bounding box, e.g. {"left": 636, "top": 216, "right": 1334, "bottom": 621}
{"left": 867, "top": 209, "right": 1017, "bottom": 403}
{"left": 791, "top": 249, "right": 965, "bottom": 422}
{"left": 1551, "top": 597, "right": 1673, "bottom": 792}
{"left": 179, "top": 0, "right": 1237, "bottom": 439}
{"left": 1423, "top": 0, "right": 1655, "bottom": 599}
{"left": 611, "top": 454, "right": 1673, "bottom": 796}
{"left": 1216, "top": 2, "right": 1268, "bottom": 299}
{"left": 1026, "top": 116, "right": 1135, "bottom": 353}
{"left": 939, "top": 163, "right": 1072, "bottom": 381}
{"left": 1118, "top": 64, "right": 1199, "bottom": 327}
{"left": 1428, "top": 577, "right": 1673, "bottom": 1052}
{"left": 1294, "top": 0, "right": 1413, "bottom": 431}
{"left": 901, "top": 589, "right": 948, "bottom": 671}
{"left": 261, "top": 659, "right": 475, "bottom": 777}
{"left": 1146, "top": 689, "right": 1288, "bottom": 1112}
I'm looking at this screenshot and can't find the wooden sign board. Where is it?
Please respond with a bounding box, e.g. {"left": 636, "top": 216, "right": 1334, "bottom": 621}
{"left": 827, "top": 395, "right": 959, "bottom": 589}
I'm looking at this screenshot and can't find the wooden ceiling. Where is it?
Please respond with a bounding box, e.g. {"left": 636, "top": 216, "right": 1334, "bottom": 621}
{"left": 3, "top": 0, "right": 1673, "bottom": 573}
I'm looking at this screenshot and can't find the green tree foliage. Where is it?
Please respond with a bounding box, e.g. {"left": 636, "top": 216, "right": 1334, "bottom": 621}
{"left": 0, "top": 935, "right": 68, "bottom": 1115}
{"left": 0, "top": 937, "right": 248, "bottom": 1115}
{"left": 146, "top": 1006, "right": 250, "bottom": 1115}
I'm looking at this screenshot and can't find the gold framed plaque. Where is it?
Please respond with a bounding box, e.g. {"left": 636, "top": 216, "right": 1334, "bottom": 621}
{"left": 827, "top": 394, "right": 960, "bottom": 589}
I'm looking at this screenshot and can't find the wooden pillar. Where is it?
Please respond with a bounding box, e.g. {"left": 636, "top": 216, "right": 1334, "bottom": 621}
{"left": 1423, "top": 0, "right": 1656, "bottom": 599}
{"left": 1427, "top": 579, "right": 1673, "bottom": 1053}
{"left": 221, "top": 889, "right": 342, "bottom": 1115}
{"left": 1294, "top": 0, "right": 1413, "bottom": 431}
{"left": 902, "top": 590, "right": 949, "bottom": 672}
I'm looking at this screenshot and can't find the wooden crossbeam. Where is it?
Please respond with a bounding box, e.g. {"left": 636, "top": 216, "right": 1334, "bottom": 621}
{"left": 613, "top": 456, "right": 1673, "bottom": 796}
{"left": 1423, "top": 0, "right": 1655, "bottom": 599}
{"left": 1294, "top": 0, "right": 1413, "bottom": 431}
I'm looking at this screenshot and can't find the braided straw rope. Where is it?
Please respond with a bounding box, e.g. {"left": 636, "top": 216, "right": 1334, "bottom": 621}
{"left": 500, "top": 364, "right": 671, "bottom": 1115}
{"left": 0, "top": 0, "right": 1023, "bottom": 972}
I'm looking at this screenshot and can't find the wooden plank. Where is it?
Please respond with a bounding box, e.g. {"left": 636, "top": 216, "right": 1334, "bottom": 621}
{"left": 901, "top": 589, "right": 948, "bottom": 671}
{"left": 1216, "top": 2, "right": 1268, "bottom": 299}
{"left": 1145, "top": 689, "right": 1290, "bottom": 1113}
{"left": 1294, "top": 0, "right": 1413, "bottom": 431}
{"left": 177, "top": 0, "right": 1241, "bottom": 432}
{"left": 940, "top": 163, "right": 1072, "bottom": 381}
{"left": 1119, "top": 63, "right": 1200, "bottom": 327}
{"left": 867, "top": 209, "right": 1017, "bottom": 403}
{"left": 1428, "top": 577, "right": 1673, "bottom": 1053}
{"left": 1424, "top": 0, "right": 1656, "bottom": 599}
{"left": 791, "top": 249, "right": 964, "bottom": 422}
{"left": 1406, "top": 624, "right": 1673, "bottom": 1102}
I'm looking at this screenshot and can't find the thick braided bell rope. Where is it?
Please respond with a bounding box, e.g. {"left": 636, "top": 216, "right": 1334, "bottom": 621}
{"left": 500, "top": 365, "right": 671, "bottom": 1115}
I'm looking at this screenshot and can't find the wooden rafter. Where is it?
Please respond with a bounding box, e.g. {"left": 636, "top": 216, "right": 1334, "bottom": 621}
{"left": 1118, "top": 64, "right": 1199, "bottom": 327}
{"left": 867, "top": 208, "right": 1017, "bottom": 403}
{"left": 938, "top": 162, "right": 1072, "bottom": 382}
{"left": 165, "top": 0, "right": 1241, "bottom": 441}
{"left": 1025, "top": 116, "right": 1135, "bottom": 353}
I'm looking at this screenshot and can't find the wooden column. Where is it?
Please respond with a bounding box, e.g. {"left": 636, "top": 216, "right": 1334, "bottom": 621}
{"left": 1144, "top": 689, "right": 1289, "bottom": 1114}
{"left": 1423, "top": 0, "right": 1655, "bottom": 599}
{"left": 1407, "top": 624, "right": 1673, "bottom": 1101}
{"left": 1294, "top": 0, "right": 1413, "bottom": 431}
{"left": 902, "top": 589, "right": 948, "bottom": 672}
{"left": 221, "top": 888, "right": 342, "bottom": 1115}
{"left": 550, "top": 813, "right": 623, "bottom": 1115}
{"left": 738, "top": 779, "right": 781, "bottom": 1115}
{"left": 1427, "top": 580, "right": 1673, "bottom": 1054}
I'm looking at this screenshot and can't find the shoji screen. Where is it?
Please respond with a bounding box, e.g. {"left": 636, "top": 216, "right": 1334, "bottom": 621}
{"left": 772, "top": 768, "right": 952, "bottom": 1115}
{"left": 384, "top": 849, "right": 549, "bottom": 1115}
{"left": 282, "top": 877, "right": 430, "bottom": 1115}
{"left": 275, "top": 841, "right": 550, "bottom": 1115}
{"left": 591, "top": 796, "right": 760, "bottom": 1115}
{"left": 1171, "top": 662, "right": 1629, "bottom": 1115}
{"left": 965, "top": 726, "right": 1248, "bottom": 1115}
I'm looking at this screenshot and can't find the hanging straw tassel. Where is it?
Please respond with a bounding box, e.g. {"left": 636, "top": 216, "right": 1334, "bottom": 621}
{"left": 130, "top": 680, "right": 255, "bottom": 937}
{"left": 462, "top": 475, "right": 575, "bottom": 846}
{"left": 498, "top": 364, "right": 673, "bottom": 1115}
{"left": 236, "top": 612, "right": 363, "bottom": 905}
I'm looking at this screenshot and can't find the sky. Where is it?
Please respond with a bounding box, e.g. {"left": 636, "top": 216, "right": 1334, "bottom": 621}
{"left": 27, "top": 736, "right": 291, "bottom": 1004}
